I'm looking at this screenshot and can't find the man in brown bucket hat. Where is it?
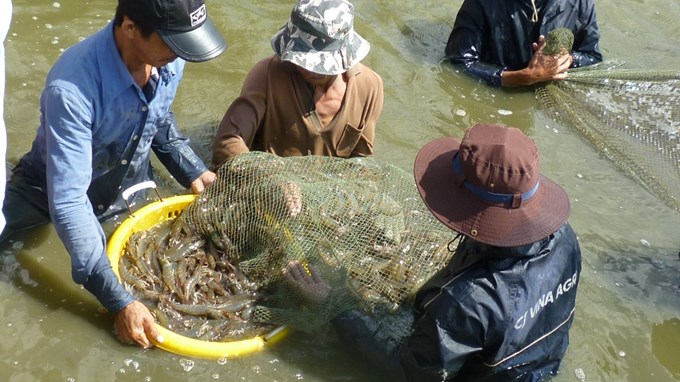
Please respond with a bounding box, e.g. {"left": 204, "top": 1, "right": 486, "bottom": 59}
{"left": 285, "top": 123, "right": 582, "bottom": 381}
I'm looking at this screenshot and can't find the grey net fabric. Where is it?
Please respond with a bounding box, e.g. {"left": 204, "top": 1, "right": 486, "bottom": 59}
{"left": 536, "top": 66, "right": 680, "bottom": 212}
{"left": 120, "top": 152, "right": 456, "bottom": 338}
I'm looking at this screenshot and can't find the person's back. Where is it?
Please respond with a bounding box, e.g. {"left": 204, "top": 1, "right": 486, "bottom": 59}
{"left": 407, "top": 223, "right": 581, "bottom": 381}
{"left": 284, "top": 123, "right": 583, "bottom": 381}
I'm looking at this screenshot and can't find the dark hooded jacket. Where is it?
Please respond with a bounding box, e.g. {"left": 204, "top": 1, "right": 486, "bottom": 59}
{"left": 445, "top": 0, "right": 602, "bottom": 87}
{"left": 332, "top": 222, "right": 582, "bottom": 381}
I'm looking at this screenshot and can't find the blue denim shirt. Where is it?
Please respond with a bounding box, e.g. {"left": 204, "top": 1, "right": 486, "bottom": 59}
{"left": 16, "top": 21, "right": 208, "bottom": 313}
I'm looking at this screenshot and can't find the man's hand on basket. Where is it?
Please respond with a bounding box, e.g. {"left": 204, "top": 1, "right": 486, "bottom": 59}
{"left": 283, "top": 261, "right": 331, "bottom": 305}
{"left": 190, "top": 170, "right": 216, "bottom": 194}
{"left": 114, "top": 300, "right": 164, "bottom": 348}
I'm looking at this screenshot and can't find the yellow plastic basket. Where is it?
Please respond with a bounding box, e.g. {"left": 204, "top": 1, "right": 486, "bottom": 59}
{"left": 107, "top": 194, "right": 288, "bottom": 359}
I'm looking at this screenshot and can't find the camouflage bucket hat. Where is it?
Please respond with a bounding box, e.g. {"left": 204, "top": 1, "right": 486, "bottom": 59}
{"left": 271, "top": 0, "right": 370, "bottom": 75}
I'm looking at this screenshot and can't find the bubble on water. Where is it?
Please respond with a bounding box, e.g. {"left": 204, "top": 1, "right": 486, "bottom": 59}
{"left": 53, "top": 2, "right": 61, "bottom": 8}
{"left": 6, "top": 322, "right": 12, "bottom": 328}
{"left": 19, "top": 269, "right": 38, "bottom": 287}
{"left": 455, "top": 109, "right": 467, "bottom": 117}
{"left": 574, "top": 367, "right": 586, "bottom": 381}
{"left": 269, "top": 358, "right": 279, "bottom": 364}
{"left": 66, "top": 378, "right": 76, "bottom": 382}
{"left": 497, "top": 109, "right": 513, "bottom": 116}
{"left": 45, "top": 24, "right": 53, "bottom": 29}
{"left": 217, "top": 357, "right": 227, "bottom": 365}
{"left": 295, "top": 374, "right": 303, "bottom": 380}
{"left": 211, "top": 374, "right": 219, "bottom": 380}
{"left": 144, "top": 377, "right": 151, "bottom": 382}
{"left": 640, "top": 239, "right": 651, "bottom": 247}
{"left": 32, "top": 16, "right": 38, "bottom": 21}
{"left": 576, "top": 173, "right": 583, "bottom": 179}
{"left": 615, "top": 282, "right": 623, "bottom": 287}
{"left": 618, "top": 350, "right": 626, "bottom": 357}
{"left": 251, "top": 365, "right": 261, "bottom": 374}
{"left": 123, "top": 358, "right": 140, "bottom": 371}
{"left": 179, "top": 358, "right": 194, "bottom": 372}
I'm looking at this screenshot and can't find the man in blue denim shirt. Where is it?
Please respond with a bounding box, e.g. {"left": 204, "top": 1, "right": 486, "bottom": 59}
{"left": 0, "top": 0, "right": 226, "bottom": 348}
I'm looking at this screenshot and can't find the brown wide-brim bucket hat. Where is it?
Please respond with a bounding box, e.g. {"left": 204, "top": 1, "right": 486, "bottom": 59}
{"left": 414, "top": 123, "right": 571, "bottom": 247}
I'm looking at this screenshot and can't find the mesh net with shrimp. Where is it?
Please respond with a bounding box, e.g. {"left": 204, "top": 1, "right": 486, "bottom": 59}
{"left": 118, "top": 152, "right": 456, "bottom": 339}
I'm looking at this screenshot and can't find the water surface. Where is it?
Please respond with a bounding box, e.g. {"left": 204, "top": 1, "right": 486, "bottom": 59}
{"left": 2, "top": 0, "right": 679, "bottom": 381}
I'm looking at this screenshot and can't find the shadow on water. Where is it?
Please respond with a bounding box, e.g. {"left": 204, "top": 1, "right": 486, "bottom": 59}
{"left": 582, "top": 234, "right": 680, "bottom": 309}
{"left": 0, "top": 225, "right": 109, "bottom": 330}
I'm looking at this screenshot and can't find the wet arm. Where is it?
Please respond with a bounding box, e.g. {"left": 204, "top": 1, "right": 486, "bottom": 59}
{"left": 571, "top": 0, "right": 603, "bottom": 67}
{"left": 445, "top": 2, "right": 504, "bottom": 87}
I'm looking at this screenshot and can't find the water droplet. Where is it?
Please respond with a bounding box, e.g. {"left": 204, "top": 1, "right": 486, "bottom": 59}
{"left": 179, "top": 358, "right": 194, "bottom": 372}
{"left": 52, "top": 2, "right": 61, "bottom": 8}
{"left": 640, "top": 239, "right": 651, "bottom": 247}
{"left": 455, "top": 109, "right": 466, "bottom": 117}
{"left": 217, "top": 357, "right": 227, "bottom": 365}
{"left": 618, "top": 350, "right": 626, "bottom": 357}
{"left": 211, "top": 374, "right": 219, "bottom": 380}
{"left": 497, "top": 109, "right": 513, "bottom": 116}
{"left": 574, "top": 367, "right": 586, "bottom": 381}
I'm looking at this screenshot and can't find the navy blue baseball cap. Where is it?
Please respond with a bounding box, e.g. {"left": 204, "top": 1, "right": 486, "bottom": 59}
{"left": 121, "top": 0, "right": 227, "bottom": 62}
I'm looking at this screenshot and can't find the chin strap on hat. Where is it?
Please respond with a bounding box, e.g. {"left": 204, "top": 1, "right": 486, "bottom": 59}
{"left": 452, "top": 152, "right": 540, "bottom": 208}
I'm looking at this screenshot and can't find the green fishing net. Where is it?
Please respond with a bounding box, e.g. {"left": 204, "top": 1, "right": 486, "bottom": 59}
{"left": 119, "top": 152, "right": 456, "bottom": 339}
{"left": 536, "top": 64, "right": 680, "bottom": 212}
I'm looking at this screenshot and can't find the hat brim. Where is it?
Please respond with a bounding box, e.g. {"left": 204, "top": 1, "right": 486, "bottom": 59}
{"left": 159, "top": 18, "right": 227, "bottom": 63}
{"left": 271, "top": 26, "right": 370, "bottom": 75}
{"left": 413, "top": 137, "right": 571, "bottom": 247}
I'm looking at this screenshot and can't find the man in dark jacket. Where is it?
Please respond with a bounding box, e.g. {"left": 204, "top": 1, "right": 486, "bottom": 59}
{"left": 285, "top": 123, "right": 583, "bottom": 381}
{"left": 445, "top": 0, "right": 602, "bottom": 87}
